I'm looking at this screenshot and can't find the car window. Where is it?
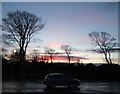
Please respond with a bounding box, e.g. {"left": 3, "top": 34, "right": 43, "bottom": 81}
{"left": 46, "top": 74, "right": 71, "bottom": 80}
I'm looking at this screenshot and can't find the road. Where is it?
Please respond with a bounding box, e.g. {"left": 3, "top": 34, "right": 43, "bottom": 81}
{"left": 2, "top": 81, "right": 120, "bottom": 94}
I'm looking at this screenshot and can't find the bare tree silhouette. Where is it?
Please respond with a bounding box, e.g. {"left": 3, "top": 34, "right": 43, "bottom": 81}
{"left": 2, "top": 10, "right": 45, "bottom": 63}
{"left": 44, "top": 47, "right": 55, "bottom": 63}
{"left": 1, "top": 48, "right": 8, "bottom": 58}
{"left": 10, "top": 49, "right": 20, "bottom": 61}
{"left": 89, "top": 31, "right": 117, "bottom": 64}
{"left": 32, "top": 49, "right": 39, "bottom": 62}
{"left": 61, "top": 45, "right": 73, "bottom": 64}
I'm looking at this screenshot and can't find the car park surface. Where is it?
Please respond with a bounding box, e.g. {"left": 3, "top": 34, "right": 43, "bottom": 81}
{"left": 2, "top": 80, "right": 120, "bottom": 94}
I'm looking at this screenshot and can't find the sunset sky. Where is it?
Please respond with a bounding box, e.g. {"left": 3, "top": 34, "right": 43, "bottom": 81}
{"left": 2, "top": 2, "right": 119, "bottom": 63}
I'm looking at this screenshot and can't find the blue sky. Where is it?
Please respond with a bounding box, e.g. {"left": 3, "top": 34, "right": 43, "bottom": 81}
{"left": 2, "top": 2, "right": 119, "bottom": 63}
{"left": 2, "top": 0, "right": 120, "bottom": 2}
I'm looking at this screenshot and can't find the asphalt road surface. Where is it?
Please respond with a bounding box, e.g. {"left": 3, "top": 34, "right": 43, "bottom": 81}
{"left": 2, "top": 80, "right": 120, "bottom": 94}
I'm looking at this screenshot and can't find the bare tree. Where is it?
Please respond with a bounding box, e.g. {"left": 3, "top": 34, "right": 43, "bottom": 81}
{"left": 89, "top": 31, "right": 117, "bottom": 64}
{"left": 44, "top": 47, "right": 55, "bottom": 63}
{"left": 1, "top": 48, "right": 8, "bottom": 58}
{"left": 2, "top": 10, "right": 45, "bottom": 63}
{"left": 10, "top": 49, "right": 20, "bottom": 61}
{"left": 32, "top": 49, "right": 39, "bottom": 62}
{"left": 61, "top": 45, "right": 73, "bottom": 64}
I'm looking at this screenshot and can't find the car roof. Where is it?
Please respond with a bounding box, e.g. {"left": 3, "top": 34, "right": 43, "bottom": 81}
{"left": 47, "top": 73, "right": 65, "bottom": 76}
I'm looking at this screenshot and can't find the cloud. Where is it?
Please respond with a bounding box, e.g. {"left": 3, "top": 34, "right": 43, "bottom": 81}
{"left": 86, "top": 47, "right": 120, "bottom": 53}
{"left": 110, "top": 48, "right": 120, "bottom": 52}
{"left": 47, "top": 41, "right": 65, "bottom": 49}
{"left": 39, "top": 54, "right": 89, "bottom": 62}
{"left": 99, "top": 2, "right": 118, "bottom": 10}
{"left": 86, "top": 49, "right": 103, "bottom": 54}
{"left": 57, "top": 5, "right": 117, "bottom": 26}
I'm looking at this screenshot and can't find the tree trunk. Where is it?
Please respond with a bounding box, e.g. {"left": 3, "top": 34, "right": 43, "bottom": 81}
{"left": 104, "top": 52, "right": 110, "bottom": 64}
{"left": 50, "top": 55, "right": 53, "bottom": 63}
{"left": 108, "top": 50, "right": 112, "bottom": 64}
{"left": 68, "top": 55, "right": 70, "bottom": 64}
{"left": 20, "top": 48, "right": 25, "bottom": 63}
{"left": 19, "top": 47, "right": 26, "bottom": 78}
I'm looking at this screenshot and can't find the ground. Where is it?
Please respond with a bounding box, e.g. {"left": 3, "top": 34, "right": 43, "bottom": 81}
{"left": 2, "top": 80, "right": 120, "bottom": 94}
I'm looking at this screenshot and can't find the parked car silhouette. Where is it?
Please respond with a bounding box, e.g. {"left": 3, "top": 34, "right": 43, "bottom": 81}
{"left": 43, "top": 73, "right": 80, "bottom": 88}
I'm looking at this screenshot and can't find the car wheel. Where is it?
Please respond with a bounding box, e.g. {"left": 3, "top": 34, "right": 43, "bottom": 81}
{"left": 50, "top": 83, "right": 55, "bottom": 88}
{"left": 73, "top": 83, "right": 78, "bottom": 88}
{"left": 46, "top": 85, "right": 51, "bottom": 88}
{"left": 67, "top": 85, "right": 71, "bottom": 88}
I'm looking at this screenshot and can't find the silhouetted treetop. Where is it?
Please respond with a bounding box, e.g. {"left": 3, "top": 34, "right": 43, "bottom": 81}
{"left": 61, "top": 45, "right": 73, "bottom": 64}
{"left": 89, "top": 31, "right": 118, "bottom": 64}
{"left": 2, "top": 10, "right": 45, "bottom": 62}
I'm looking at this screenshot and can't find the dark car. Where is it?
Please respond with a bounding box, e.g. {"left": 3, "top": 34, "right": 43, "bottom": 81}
{"left": 43, "top": 73, "right": 80, "bottom": 88}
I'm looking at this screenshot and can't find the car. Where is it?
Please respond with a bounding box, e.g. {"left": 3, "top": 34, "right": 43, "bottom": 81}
{"left": 43, "top": 73, "right": 80, "bottom": 88}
